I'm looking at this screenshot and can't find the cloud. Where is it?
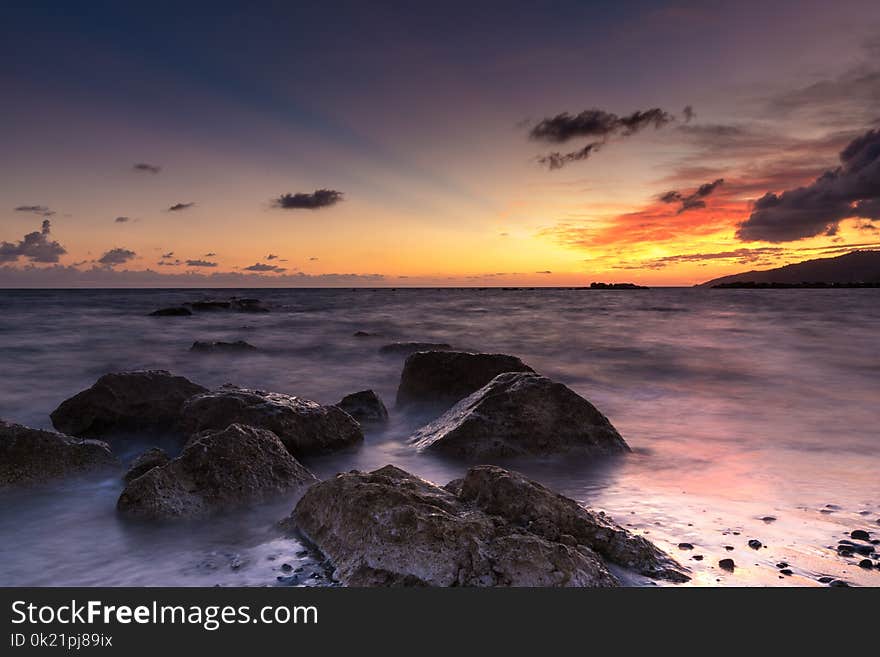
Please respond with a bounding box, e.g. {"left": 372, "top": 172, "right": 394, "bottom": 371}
{"left": 15, "top": 205, "right": 55, "bottom": 216}
{"left": 535, "top": 270, "right": 552, "bottom": 274}
{"left": 528, "top": 107, "right": 675, "bottom": 170}
{"left": 157, "top": 259, "right": 181, "bottom": 266}
{"left": 167, "top": 202, "right": 195, "bottom": 212}
{"left": 244, "top": 262, "right": 286, "bottom": 272}
{"left": 98, "top": 248, "right": 136, "bottom": 267}
{"left": 266, "top": 254, "right": 278, "bottom": 260}
{"left": 204, "top": 252, "right": 216, "bottom": 257}
{"left": 114, "top": 216, "right": 130, "bottom": 223}
{"left": 737, "top": 129, "right": 880, "bottom": 242}
{"left": 272, "top": 189, "right": 344, "bottom": 210}
{"left": 660, "top": 178, "right": 725, "bottom": 213}
{"left": 185, "top": 259, "right": 218, "bottom": 268}
{"left": 0, "top": 219, "right": 67, "bottom": 264}
{"left": 161, "top": 252, "right": 175, "bottom": 259}
{"left": 309, "top": 256, "right": 319, "bottom": 261}
{"left": 133, "top": 163, "right": 161, "bottom": 174}
{"left": 682, "top": 105, "right": 696, "bottom": 123}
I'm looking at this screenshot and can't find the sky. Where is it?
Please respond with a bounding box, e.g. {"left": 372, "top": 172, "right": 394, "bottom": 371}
{"left": 1, "top": 0, "right": 880, "bottom": 287}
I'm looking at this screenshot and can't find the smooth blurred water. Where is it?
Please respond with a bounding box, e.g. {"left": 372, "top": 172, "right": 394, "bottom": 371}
{"left": 0, "top": 287, "right": 878, "bottom": 586}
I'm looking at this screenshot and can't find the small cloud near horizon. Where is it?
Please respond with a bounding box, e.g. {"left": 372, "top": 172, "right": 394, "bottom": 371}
{"left": 114, "top": 216, "right": 130, "bottom": 223}
{"left": 15, "top": 205, "right": 55, "bottom": 217}
{"left": 98, "top": 248, "right": 136, "bottom": 267}
{"left": 167, "top": 202, "right": 195, "bottom": 212}
{"left": 272, "top": 189, "right": 343, "bottom": 210}
{"left": 185, "top": 259, "right": 217, "bottom": 268}
{"left": 244, "top": 262, "right": 286, "bottom": 272}
{"left": 133, "top": 163, "right": 161, "bottom": 174}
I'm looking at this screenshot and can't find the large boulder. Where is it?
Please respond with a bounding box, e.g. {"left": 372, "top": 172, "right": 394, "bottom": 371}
{"left": 0, "top": 420, "right": 117, "bottom": 488}
{"left": 117, "top": 423, "right": 316, "bottom": 519}
{"left": 396, "top": 351, "right": 534, "bottom": 410}
{"left": 409, "top": 372, "right": 628, "bottom": 458}
{"left": 336, "top": 390, "right": 388, "bottom": 424}
{"left": 291, "top": 465, "right": 617, "bottom": 587}
{"left": 180, "top": 386, "right": 363, "bottom": 456}
{"left": 451, "top": 465, "right": 688, "bottom": 582}
{"left": 50, "top": 370, "right": 207, "bottom": 438}
{"left": 123, "top": 447, "right": 170, "bottom": 483}
{"left": 289, "top": 465, "right": 688, "bottom": 586}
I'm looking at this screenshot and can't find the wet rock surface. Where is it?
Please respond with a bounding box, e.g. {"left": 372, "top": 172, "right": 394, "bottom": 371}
{"left": 50, "top": 370, "right": 208, "bottom": 438}
{"left": 149, "top": 307, "right": 192, "bottom": 316}
{"left": 395, "top": 351, "right": 535, "bottom": 410}
{"left": 190, "top": 340, "right": 258, "bottom": 353}
{"left": 180, "top": 385, "right": 363, "bottom": 456}
{"left": 117, "top": 423, "right": 316, "bottom": 519}
{"left": 0, "top": 420, "right": 117, "bottom": 487}
{"left": 290, "top": 464, "right": 687, "bottom": 587}
{"left": 409, "top": 372, "right": 629, "bottom": 459}
{"left": 123, "top": 447, "right": 171, "bottom": 483}
{"left": 335, "top": 390, "right": 388, "bottom": 424}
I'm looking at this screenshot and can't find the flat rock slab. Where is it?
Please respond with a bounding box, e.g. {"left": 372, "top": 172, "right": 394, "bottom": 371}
{"left": 396, "top": 351, "right": 534, "bottom": 410}
{"left": 0, "top": 420, "right": 117, "bottom": 488}
{"left": 50, "top": 370, "right": 207, "bottom": 438}
{"left": 410, "top": 372, "right": 629, "bottom": 458}
{"left": 290, "top": 464, "right": 687, "bottom": 586}
{"left": 117, "top": 423, "right": 316, "bottom": 519}
{"left": 180, "top": 386, "right": 363, "bottom": 457}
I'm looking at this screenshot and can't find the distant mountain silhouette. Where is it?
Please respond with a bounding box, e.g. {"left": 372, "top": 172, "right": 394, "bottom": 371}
{"left": 700, "top": 250, "right": 880, "bottom": 287}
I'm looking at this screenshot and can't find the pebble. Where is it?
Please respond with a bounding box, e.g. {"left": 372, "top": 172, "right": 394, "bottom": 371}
{"left": 858, "top": 559, "right": 873, "bottom": 569}
{"left": 817, "top": 576, "right": 833, "bottom": 583}
{"left": 724, "top": 545, "right": 735, "bottom": 551}
{"left": 761, "top": 516, "right": 777, "bottom": 524}
{"left": 829, "top": 579, "right": 849, "bottom": 587}
{"left": 748, "top": 539, "right": 762, "bottom": 549}
{"left": 779, "top": 568, "right": 793, "bottom": 576}
{"left": 718, "top": 558, "right": 736, "bottom": 572}
{"left": 280, "top": 563, "right": 293, "bottom": 572}
{"left": 850, "top": 530, "right": 871, "bottom": 541}
{"left": 677, "top": 542, "right": 694, "bottom": 550}
{"left": 775, "top": 562, "right": 789, "bottom": 568}
{"left": 692, "top": 555, "right": 704, "bottom": 561}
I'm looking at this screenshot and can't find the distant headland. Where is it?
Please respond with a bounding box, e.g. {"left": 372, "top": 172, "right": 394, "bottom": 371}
{"left": 700, "top": 250, "right": 880, "bottom": 288}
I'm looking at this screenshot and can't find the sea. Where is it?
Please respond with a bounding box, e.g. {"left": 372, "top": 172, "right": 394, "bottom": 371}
{"left": 0, "top": 287, "right": 878, "bottom": 586}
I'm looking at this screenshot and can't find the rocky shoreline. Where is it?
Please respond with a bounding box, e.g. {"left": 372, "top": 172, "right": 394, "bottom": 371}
{"left": 2, "top": 333, "right": 877, "bottom": 587}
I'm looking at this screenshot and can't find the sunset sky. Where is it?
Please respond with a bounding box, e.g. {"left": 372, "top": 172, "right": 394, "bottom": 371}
{"left": 2, "top": 0, "right": 879, "bottom": 287}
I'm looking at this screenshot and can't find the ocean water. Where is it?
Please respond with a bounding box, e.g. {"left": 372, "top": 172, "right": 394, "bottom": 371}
{"left": 0, "top": 287, "right": 878, "bottom": 587}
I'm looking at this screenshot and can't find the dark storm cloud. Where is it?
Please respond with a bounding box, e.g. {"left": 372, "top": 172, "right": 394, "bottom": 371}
{"left": 272, "top": 189, "right": 344, "bottom": 210}
{"left": 114, "top": 216, "right": 130, "bottom": 223}
{"left": 529, "top": 107, "right": 675, "bottom": 170}
{"left": 15, "top": 205, "right": 55, "bottom": 216}
{"left": 737, "top": 129, "right": 880, "bottom": 242}
{"left": 98, "top": 248, "right": 136, "bottom": 266}
{"left": 133, "top": 163, "right": 161, "bottom": 174}
{"left": 185, "top": 259, "right": 217, "bottom": 267}
{"left": 167, "top": 202, "right": 195, "bottom": 212}
{"left": 660, "top": 178, "right": 725, "bottom": 213}
{"left": 244, "top": 262, "right": 286, "bottom": 272}
{"left": 0, "top": 219, "right": 67, "bottom": 263}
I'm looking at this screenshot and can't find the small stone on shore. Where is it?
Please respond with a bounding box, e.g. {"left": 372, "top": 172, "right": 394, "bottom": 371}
{"left": 718, "top": 558, "right": 735, "bottom": 572}
{"left": 677, "top": 543, "right": 694, "bottom": 550}
{"left": 748, "top": 539, "right": 762, "bottom": 549}
{"left": 858, "top": 559, "right": 873, "bottom": 569}
{"left": 850, "top": 530, "right": 871, "bottom": 541}
{"left": 761, "top": 516, "right": 777, "bottom": 524}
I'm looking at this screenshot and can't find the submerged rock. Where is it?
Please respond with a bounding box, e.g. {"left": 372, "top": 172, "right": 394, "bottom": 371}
{"left": 0, "top": 420, "right": 117, "bottom": 488}
{"left": 149, "top": 307, "right": 192, "bottom": 317}
{"left": 117, "top": 423, "right": 316, "bottom": 519}
{"left": 50, "top": 370, "right": 208, "bottom": 438}
{"left": 335, "top": 390, "right": 388, "bottom": 424}
{"left": 409, "top": 372, "right": 629, "bottom": 459}
{"left": 123, "top": 447, "right": 170, "bottom": 483}
{"left": 289, "top": 464, "right": 687, "bottom": 587}
{"left": 189, "top": 300, "right": 231, "bottom": 311}
{"left": 189, "top": 340, "right": 258, "bottom": 353}
{"left": 180, "top": 386, "right": 363, "bottom": 456}
{"left": 395, "top": 351, "right": 534, "bottom": 410}
{"left": 378, "top": 342, "right": 452, "bottom": 356}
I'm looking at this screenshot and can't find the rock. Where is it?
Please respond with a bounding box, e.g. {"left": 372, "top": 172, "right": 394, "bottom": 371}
{"left": 353, "top": 331, "right": 376, "bottom": 337}
{"left": 851, "top": 530, "right": 871, "bottom": 541}
{"left": 395, "top": 351, "right": 535, "bottom": 410}
{"left": 189, "top": 301, "right": 231, "bottom": 311}
{"left": 117, "top": 423, "right": 316, "bottom": 519}
{"left": 149, "top": 307, "right": 192, "bottom": 316}
{"left": 180, "top": 386, "right": 363, "bottom": 456}
{"left": 335, "top": 390, "right": 388, "bottom": 424}
{"left": 409, "top": 372, "right": 629, "bottom": 459}
{"left": 718, "top": 558, "right": 736, "bottom": 572}
{"left": 378, "top": 342, "right": 452, "bottom": 356}
{"left": 289, "top": 465, "right": 687, "bottom": 587}
{"left": 231, "top": 298, "right": 269, "bottom": 313}
{"left": 748, "top": 539, "right": 762, "bottom": 549}
{"left": 50, "top": 370, "right": 208, "bottom": 438}
{"left": 123, "top": 447, "right": 170, "bottom": 483}
{"left": 724, "top": 545, "right": 734, "bottom": 551}
{"left": 189, "top": 340, "right": 258, "bottom": 353}
{"left": 858, "top": 559, "right": 873, "bottom": 569}
{"left": 678, "top": 543, "right": 694, "bottom": 550}
{"left": 0, "top": 420, "right": 117, "bottom": 488}
{"left": 692, "top": 555, "right": 703, "bottom": 561}
{"left": 761, "top": 516, "right": 777, "bottom": 523}
{"left": 779, "top": 568, "right": 793, "bottom": 576}
{"left": 829, "top": 579, "right": 850, "bottom": 587}
{"left": 776, "top": 561, "right": 789, "bottom": 568}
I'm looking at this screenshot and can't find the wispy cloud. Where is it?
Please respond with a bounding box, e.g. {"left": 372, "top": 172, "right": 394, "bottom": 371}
{"left": 14, "top": 205, "right": 55, "bottom": 217}
{"left": 167, "top": 202, "right": 195, "bottom": 212}
{"left": 133, "top": 163, "right": 161, "bottom": 174}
